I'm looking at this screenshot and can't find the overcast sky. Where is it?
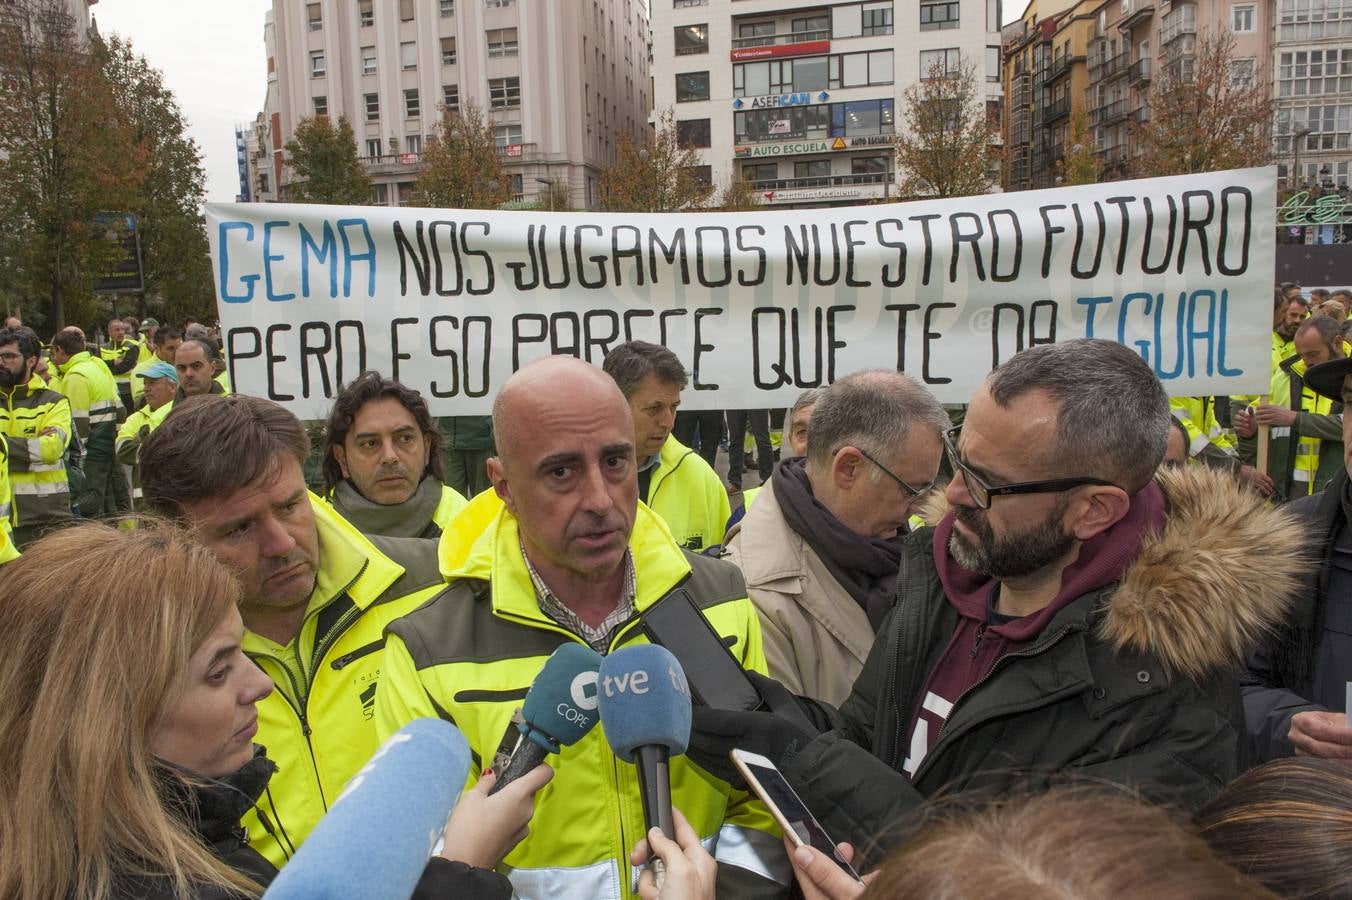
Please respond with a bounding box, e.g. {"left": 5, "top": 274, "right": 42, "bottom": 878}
{"left": 94, "top": 0, "right": 273, "bottom": 203}
{"left": 93, "top": 0, "right": 1023, "bottom": 205}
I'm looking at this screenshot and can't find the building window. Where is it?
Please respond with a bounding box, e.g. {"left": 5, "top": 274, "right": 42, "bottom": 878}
{"left": 371, "top": 183, "right": 389, "bottom": 204}
{"left": 400, "top": 0, "right": 415, "bottom": 21}
{"left": 742, "top": 162, "right": 778, "bottom": 181}
{"left": 1278, "top": 0, "right": 1352, "bottom": 40}
{"left": 1232, "top": 4, "right": 1256, "bottom": 31}
{"left": 441, "top": 0, "right": 455, "bottom": 15}
{"left": 406, "top": 134, "right": 422, "bottom": 154}
{"left": 259, "top": 172, "right": 270, "bottom": 193}
{"left": 687, "top": 165, "right": 713, "bottom": 187}
{"left": 310, "top": 50, "right": 325, "bottom": 77}
{"left": 863, "top": 4, "right": 894, "bottom": 35}
{"left": 852, "top": 155, "right": 889, "bottom": 174}
{"left": 1278, "top": 48, "right": 1352, "bottom": 97}
{"left": 674, "top": 0, "right": 708, "bottom": 6}
{"left": 1230, "top": 57, "right": 1256, "bottom": 87}
{"left": 442, "top": 37, "right": 457, "bottom": 65}
{"left": 1276, "top": 102, "right": 1352, "bottom": 152}
{"left": 487, "top": 28, "right": 519, "bottom": 58}
{"left": 920, "top": 1, "right": 960, "bottom": 29}
{"left": 365, "top": 92, "right": 380, "bottom": 121}
{"left": 676, "top": 70, "right": 710, "bottom": 101}
{"left": 359, "top": 0, "right": 373, "bottom": 27}
{"left": 495, "top": 124, "right": 523, "bottom": 147}
{"left": 676, "top": 117, "right": 711, "bottom": 147}
{"left": 313, "top": 95, "right": 328, "bottom": 116}
{"left": 674, "top": 24, "right": 708, "bottom": 55}
{"left": 485, "top": 0, "right": 515, "bottom": 7}
{"left": 794, "top": 159, "right": 831, "bottom": 179}
{"left": 307, "top": 3, "right": 322, "bottom": 31}
{"left": 443, "top": 84, "right": 460, "bottom": 112}
{"left": 791, "top": 14, "right": 830, "bottom": 38}
{"left": 733, "top": 50, "right": 893, "bottom": 96}
{"left": 987, "top": 45, "right": 1001, "bottom": 81}
{"left": 362, "top": 45, "right": 377, "bottom": 75}
{"left": 405, "top": 89, "right": 421, "bottom": 118}
{"left": 738, "top": 21, "right": 775, "bottom": 41}
{"left": 489, "top": 76, "right": 522, "bottom": 108}
{"left": 510, "top": 173, "right": 524, "bottom": 200}
{"left": 366, "top": 138, "right": 382, "bottom": 158}
{"left": 919, "top": 47, "right": 961, "bottom": 78}
{"left": 401, "top": 41, "right": 418, "bottom": 71}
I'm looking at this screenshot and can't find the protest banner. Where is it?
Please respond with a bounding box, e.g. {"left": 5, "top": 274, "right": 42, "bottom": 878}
{"left": 207, "top": 166, "right": 1275, "bottom": 418}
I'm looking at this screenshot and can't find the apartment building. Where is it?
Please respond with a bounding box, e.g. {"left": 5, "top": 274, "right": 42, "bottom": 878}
{"left": 1273, "top": 0, "right": 1352, "bottom": 190}
{"left": 652, "top": 0, "right": 1005, "bottom": 208}
{"left": 1003, "top": 0, "right": 1095, "bottom": 190}
{"left": 254, "top": 0, "right": 650, "bottom": 208}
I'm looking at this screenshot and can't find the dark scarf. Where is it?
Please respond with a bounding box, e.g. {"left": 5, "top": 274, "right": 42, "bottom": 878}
{"left": 772, "top": 457, "right": 903, "bottom": 631}
{"left": 331, "top": 476, "right": 442, "bottom": 539}
{"left": 156, "top": 747, "right": 276, "bottom": 846}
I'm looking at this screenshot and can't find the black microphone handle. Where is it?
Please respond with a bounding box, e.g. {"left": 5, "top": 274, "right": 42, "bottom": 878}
{"left": 489, "top": 739, "right": 549, "bottom": 796}
{"left": 634, "top": 745, "right": 675, "bottom": 840}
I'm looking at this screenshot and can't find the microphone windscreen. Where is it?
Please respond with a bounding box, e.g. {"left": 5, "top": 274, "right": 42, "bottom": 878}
{"left": 263, "top": 718, "right": 470, "bottom": 900}
{"left": 597, "top": 644, "right": 692, "bottom": 762}
{"left": 518, "top": 643, "right": 603, "bottom": 752}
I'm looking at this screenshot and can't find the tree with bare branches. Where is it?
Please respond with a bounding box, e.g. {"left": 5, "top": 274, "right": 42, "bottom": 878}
{"left": 715, "top": 176, "right": 762, "bottom": 211}
{"left": 598, "top": 110, "right": 713, "bottom": 212}
{"left": 1132, "top": 30, "right": 1270, "bottom": 177}
{"left": 412, "top": 101, "right": 510, "bottom": 209}
{"left": 895, "top": 56, "right": 995, "bottom": 198}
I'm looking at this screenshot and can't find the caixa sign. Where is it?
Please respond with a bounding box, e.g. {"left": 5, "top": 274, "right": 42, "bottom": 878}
{"left": 732, "top": 91, "right": 826, "bottom": 110}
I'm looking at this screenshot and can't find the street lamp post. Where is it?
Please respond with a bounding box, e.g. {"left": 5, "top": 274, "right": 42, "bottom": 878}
{"left": 1292, "top": 126, "right": 1312, "bottom": 191}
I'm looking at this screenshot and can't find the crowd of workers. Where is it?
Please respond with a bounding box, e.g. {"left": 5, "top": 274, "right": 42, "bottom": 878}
{"left": 0, "top": 287, "right": 1348, "bottom": 899}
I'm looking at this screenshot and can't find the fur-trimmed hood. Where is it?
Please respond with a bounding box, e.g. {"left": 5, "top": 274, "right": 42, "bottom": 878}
{"left": 1099, "top": 465, "right": 1306, "bottom": 683}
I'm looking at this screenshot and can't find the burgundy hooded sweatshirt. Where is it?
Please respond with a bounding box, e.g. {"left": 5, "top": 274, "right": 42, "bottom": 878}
{"left": 900, "top": 483, "right": 1167, "bottom": 779}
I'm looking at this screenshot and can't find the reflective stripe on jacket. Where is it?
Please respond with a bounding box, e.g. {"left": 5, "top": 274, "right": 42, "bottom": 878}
{"left": 0, "top": 374, "right": 72, "bottom": 530}
{"left": 240, "top": 498, "right": 452, "bottom": 867}
{"left": 384, "top": 503, "right": 790, "bottom": 899}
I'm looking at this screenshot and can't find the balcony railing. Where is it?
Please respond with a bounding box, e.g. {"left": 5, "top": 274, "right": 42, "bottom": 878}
{"left": 1044, "top": 96, "right": 1071, "bottom": 122}
{"left": 1043, "top": 53, "right": 1074, "bottom": 81}
{"left": 731, "top": 28, "right": 830, "bottom": 49}
{"left": 1097, "top": 144, "right": 1129, "bottom": 165}
{"left": 1101, "top": 98, "right": 1130, "bottom": 124}
{"left": 494, "top": 142, "right": 543, "bottom": 161}
{"left": 747, "top": 171, "right": 890, "bottom": 191}
{"left": 1131, "top": 105, "right": 1151, "bottom": 125}
{"left": 1128, "top": 57, "right": 1152, "bottom": 83}
{"left": 359, "top": 153, "right": 424, "bottom": 174}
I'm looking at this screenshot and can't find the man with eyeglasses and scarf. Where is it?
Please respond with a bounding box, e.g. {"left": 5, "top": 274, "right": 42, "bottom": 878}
{"left": 687, "top": 339, "right": 1304, "bottom": 888}
{"left": 721, "top": 371, "right": 947, "bottom": 706}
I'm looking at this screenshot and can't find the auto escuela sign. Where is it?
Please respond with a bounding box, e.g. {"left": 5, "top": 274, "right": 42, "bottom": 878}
{"left": 207, "top": 167, "right": 1276, "bottom": 418}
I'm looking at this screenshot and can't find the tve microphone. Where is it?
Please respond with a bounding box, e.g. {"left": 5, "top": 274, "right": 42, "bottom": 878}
{"left": 597, "top": 644, "right": 692, "bottom": 841}
{"left": 489, "top": 642, "right": 603, "bottom": 795}
{"left": 263, "top": 718, "right": 471, "bottom": 900}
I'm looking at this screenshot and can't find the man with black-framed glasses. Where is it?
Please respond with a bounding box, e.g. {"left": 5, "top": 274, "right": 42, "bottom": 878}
{"left": 688, "top": 339, "right": 1303, "bottom": 880}
{"left": 722, "top": 370, "right": 948, "bottom": 705}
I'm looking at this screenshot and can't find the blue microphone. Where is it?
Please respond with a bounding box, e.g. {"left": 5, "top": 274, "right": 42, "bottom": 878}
{"left": 489, "top": 642, "right": 603, "bottom": 795}
{"left": 597, "top": 644, "right": 692, "bottom": 840}
{"left": 263, "top": 718, "right": 470, "bottom": 900}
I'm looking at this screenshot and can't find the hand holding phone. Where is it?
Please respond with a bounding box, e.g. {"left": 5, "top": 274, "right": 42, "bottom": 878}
{"left": 730, "top": 749, "right": 863, "bottom": 883}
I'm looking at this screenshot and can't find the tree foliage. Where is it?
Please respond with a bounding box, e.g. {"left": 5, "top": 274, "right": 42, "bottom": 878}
{"left": 411, "top": 101, "right": 510, "bottom": 209}
{"left": 284, "top": 116, "right": 372, "bottom": 204}
{"left": 715, "top": 175, "right": 762, "bottom": 211}
{"left": 895, "top": 57, "right": 994, "bottom": 198}
{"left": 98, "top": 34, "right": 214, "bottom": 324}
{"left": 1132, "top": 30, "right": 1271, "bottom": 177}
{"left": 526, "top": 178, "right": 573, "bottom": 212}
{"left": 0, "top": 0, "right": 141, "bottom": 329}
{"left": 598, "top": 111, "right": 713, "bottom": 212}
{"left": 1062, "top": 107, "right": 1101, "bottom": 185}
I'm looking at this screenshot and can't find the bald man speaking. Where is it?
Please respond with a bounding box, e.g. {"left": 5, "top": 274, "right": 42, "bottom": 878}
{"left": 375, "top": 357, "right": 788, "bottom": 899}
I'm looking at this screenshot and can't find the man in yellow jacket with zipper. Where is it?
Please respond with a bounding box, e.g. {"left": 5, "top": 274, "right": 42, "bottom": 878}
{"left": 50, "top": 327, "right": 128, "bottom": 518}
{"left": 140, "top": 393, "right": 459, "bottom": 868}
{"left": 376, "top": 357, "right": 789, "bottom": 900}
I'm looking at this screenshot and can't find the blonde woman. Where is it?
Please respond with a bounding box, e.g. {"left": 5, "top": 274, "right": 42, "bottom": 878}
{"left": 0, "top": 522, "right": 541, "bottom": 900}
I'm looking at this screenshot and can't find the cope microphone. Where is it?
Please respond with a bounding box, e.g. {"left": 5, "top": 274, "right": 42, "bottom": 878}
{"left": 489, "top": 642, "right": 603, "bottom": 795}
{"left": 263, "top": 717, "right": 471, "bottom": 900}
{"left": 596, "top": 644, "right": 692, "bottom": 842}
